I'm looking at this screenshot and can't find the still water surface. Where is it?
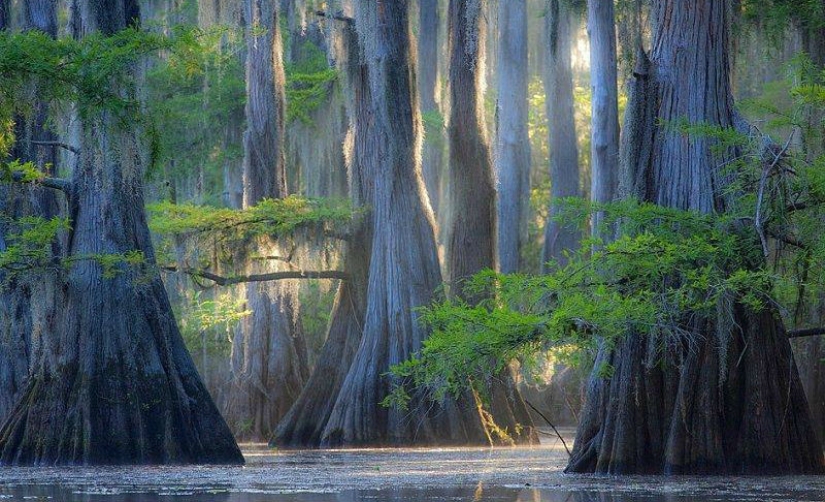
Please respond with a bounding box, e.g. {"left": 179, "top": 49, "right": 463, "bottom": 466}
{"left": 0, "top": 438, "right": 823, "bottom": 501}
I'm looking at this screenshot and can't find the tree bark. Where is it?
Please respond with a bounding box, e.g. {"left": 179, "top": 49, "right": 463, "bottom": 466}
{"left": 494, "top": 0, "right": 531, "bottom": 274}
{"left": 586, "top": 0, "right": 619, "bottom": 240}
{"left": 446, "top": 0, "right": 536, "bottom": 446}
{"left": 0, "top": 0, "right": 243, "bottom": 465}
{"left": 316, "top": 0, "right": 489, "bottom": 447}
{"left": 418, "top": 0, "right": 445, "bottom": 219}
{"left": 542, "top": 0, "right": 580, "bottom": 271}
{"left": 0, "top": 0, "right": 62, "bottom": 426}
{"left": 567, "top": 0, "right": 823, "bottom": 475}
{"left": 273, "top": 19, "right": 372, "bottom": 447}
{"left": 226, "top": 0, "right": 309, "bottom": 441}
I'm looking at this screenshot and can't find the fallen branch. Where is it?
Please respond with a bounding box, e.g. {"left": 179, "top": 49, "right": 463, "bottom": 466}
{"left": 163, "top": 266, "right": 349, "bottom": 285}
{"left": 524, "top": 400, "right": 571, "bottom": 457}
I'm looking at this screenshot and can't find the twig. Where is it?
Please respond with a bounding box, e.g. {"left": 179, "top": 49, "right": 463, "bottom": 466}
{"left": 162, "top": 266, "right": 349, "bottom": 285}
{"left": 524, "top": 400, "right": 571, "bottom": 457}
{"left": 754, "top": 129, "right": 795, "bottom": 257}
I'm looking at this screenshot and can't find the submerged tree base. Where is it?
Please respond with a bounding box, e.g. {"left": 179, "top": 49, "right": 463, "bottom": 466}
{"left": 567, "top": 309, "right": 824, "bottom": 475}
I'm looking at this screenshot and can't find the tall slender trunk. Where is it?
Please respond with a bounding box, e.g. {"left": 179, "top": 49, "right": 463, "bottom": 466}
{"left": 226, "top": 0, "right": 309, "bottom": 441}
{"left": 447, "top": 0, "right": 536, "bottom": 446}
{"left": 494, "top": 0, "right": 531, "bottom": 274}
{"left": 0, "top": 0, "right": 242, "bottom": 465}
{"left": 587, "top": 0, "right": 619, "bottom": 240}
{"left": 418, "top": 0, "right": 445, "bottom": 218}
{"left": 568, "top": 0, "right": 823, "bottom": 475}
{"left": 274, "top": 20, "right": 371, "bottom": 447}
{"left": 542, "top": 0, "right": 580, "bottom": 271}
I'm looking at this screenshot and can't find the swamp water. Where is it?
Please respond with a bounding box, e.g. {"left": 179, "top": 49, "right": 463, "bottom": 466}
{"left": 1, "top": 441, "right": 824, "bottom": 501}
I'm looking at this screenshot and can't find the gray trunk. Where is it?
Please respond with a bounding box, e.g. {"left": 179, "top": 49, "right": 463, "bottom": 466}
{"left": 273, "top": 21, "right": 371, "bottom": 447}
{"left": 0, "top": 0, "right": 61, "bottom": 426}
{"left": 0, "top": 0, "right": 243, "bottom": 465}
{"left": 319, "top": 0, "right": 488, "bottom": 447}
{"left": 568, "top": 0, "right": 823, "bottom": 475}
{"left": 542, "top": 0, "right": 580, "bottom": 271}
{"left": 494, "top": 0, "right": 531, "bottom": 274}
{"left": 226, "top": 0, "right": 309, "bottom": 441}
{"left": 418, "top": 0, "right": 445, "bottom": 219}
{"left": 586, "top": 0, "right": 619, "bottom": 240}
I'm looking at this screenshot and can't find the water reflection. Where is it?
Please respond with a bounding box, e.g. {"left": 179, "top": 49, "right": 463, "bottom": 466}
{"left": 0, "top": 485, "right": 806, "bottom": 501}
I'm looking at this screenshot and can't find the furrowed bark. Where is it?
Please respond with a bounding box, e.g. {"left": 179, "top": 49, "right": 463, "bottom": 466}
{"left": 0, "top": 0, "right": 243, "bottom": 465}
{"left": 0, "top": 0, "right": 63, "bottom": 426}
{"left": 273, "top": 18, "right": 370, "bottom": 448}
{"left": 318, "top": 0, "right": 490, "bottom": 447}
{"left": 447, "top": 0, "right": 536, "bottom": 446}
{"left": 587, "top": 0, "right": 619, "bottom": 241}
{"left": 568, "top": 0, "right": 823, "bottom": 475}
{"left": 226, "top": 0, "right": 309, "bottom": 441}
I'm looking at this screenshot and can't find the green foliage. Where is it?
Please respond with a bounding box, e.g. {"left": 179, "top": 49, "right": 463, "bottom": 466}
{"left": 144, "top": 25, "right": 245, "bottom": 199}
{"left": 0, "top": 28, "right": 172, "bottom": 124}
{"left": 386, "top": 199, "right": 781, "bottom": 408}
{"left": 148, "top": 196, "right": 352, "bottom": 238}
{"left": 177, "top": 291, "right": 250, "bottom": 359}
{"left": 285, "top": 41, "right": 338, "bottom": 124}
{"left": 0, "top": 212, "right": 69, "bottom": 277}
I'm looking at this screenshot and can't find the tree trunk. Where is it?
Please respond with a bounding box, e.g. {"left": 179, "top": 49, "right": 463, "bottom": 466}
{"left": 273, "top": 19, "right": 371, "bottom": 447}
{"left": 494, "top": 0, "right": 531, "bottom": 274}
{"left": 316, "top": 0, "right": 489, "bottom": 447}
{"left": 542, "top": 0, "right": 580, "bottom": 271}
{"left": 446, "top": 0, "right": 536, "bottom": 446}
{"left": 0, "top": 0, "right": 243, "bottom": 465}
{"left": 567, "top": 0, "right": 823, "bottom": 475}
{"left": 586, "top": 0, "right": 619, "bottom": 240}
{"left": 791, "top": 4, "right": 825, "bottom": 444}
{"left": 418, "top": 0, "right": 445, "bottom": 219}
{"left": 226, "top": 0, "right": 309, "bottom": 441}
{"left": 0, "top": 0, "right": 62, "bottom": 426}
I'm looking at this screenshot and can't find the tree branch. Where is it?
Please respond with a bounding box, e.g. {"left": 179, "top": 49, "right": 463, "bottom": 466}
{"left": 163, "top": 266, "right": 349, "bottom": 285}
{"left": 788, "top": 328, "right": 825, "bottom": 339}
{"left": 29, "top": 141, "right": 80, "bottom": 155}
{"left": 9, "top": 171, "right": 71, "bottom": 192}
{"left": 315, "top": 9, "right": 354, "bottom": 24}
{"left": 524, "top": 400, "right": 571, "bottom": 457}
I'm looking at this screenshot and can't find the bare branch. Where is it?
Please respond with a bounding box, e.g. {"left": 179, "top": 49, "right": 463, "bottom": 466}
{"left": 29, "top": 141, "right": 80, "bottom": 155}
{"left": 754, "top": 129, "right": 795, "bottom": 257}
{"left": 8, "top": 171, "right": 71, "bottom": 192}
{"left": 162, "top": 266, "right": 349, "bottom": 285}
{"left": 315, "top": 10, "right": 354, "bottom": 24}
{"left": 524, "top": 400, "right": 571, "bottom": 457}
{"left": 788, "top": 328, "right": 825, "bottom": 339}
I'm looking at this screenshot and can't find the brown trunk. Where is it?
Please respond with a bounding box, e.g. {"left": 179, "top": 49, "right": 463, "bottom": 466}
{"left": 568, "top": 0, "right": 823, "bottom": 475}
{"left": 446, "top": 0, "right": 536, "bottom": 446}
